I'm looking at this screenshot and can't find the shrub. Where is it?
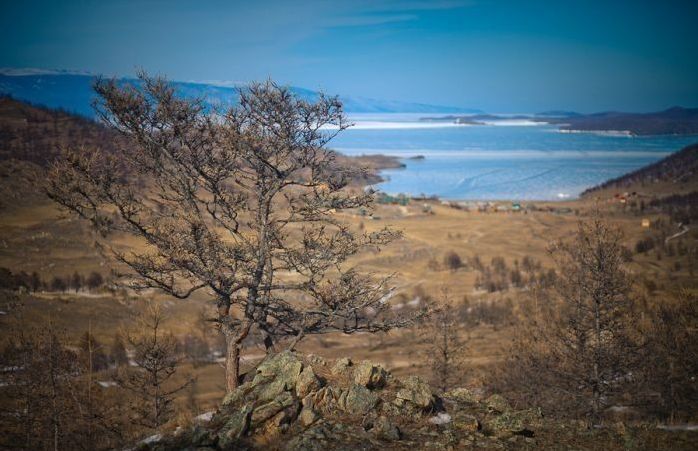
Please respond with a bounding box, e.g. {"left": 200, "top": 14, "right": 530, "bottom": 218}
{"left": 443, "top": 251, "right": 463, "bottom": 271}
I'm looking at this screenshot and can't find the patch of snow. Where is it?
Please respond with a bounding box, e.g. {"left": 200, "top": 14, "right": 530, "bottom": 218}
{"left": 140, "top": 434, "right": 162, "bottom": 445}
{"left": 194, "top": 411, "right": 215, "bottom": 423}
{"left": 657, "top": 424, "right": 698, "bottom": 431}
{"left": 323, "top": 121, "right": 471, "bottom": 130}
{"left": 428, "top": 412, "right": 452, "bottom": 425}
{"left": 607, "top": 405, "right": 631, "bottom": 413}
{"left": 481, "top": 119, "right": 544, "bottom": 126}
{"left": 97, "top": 381, "right": 117, "bottom": 388}
{"left": 407, "top": 297, "right": 421, "bottom": 307}
{"left": 378, "top": 287, "right": 396, "bottom": 305}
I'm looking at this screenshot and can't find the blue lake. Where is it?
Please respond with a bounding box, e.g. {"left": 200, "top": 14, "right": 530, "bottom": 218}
{"left": 330, "top": 114, "right": 698, "bottom": 201}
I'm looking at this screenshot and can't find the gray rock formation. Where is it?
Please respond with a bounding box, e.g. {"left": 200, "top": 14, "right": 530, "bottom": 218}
{"left": 135, "top": 351, "right": 542, "bottom": 450}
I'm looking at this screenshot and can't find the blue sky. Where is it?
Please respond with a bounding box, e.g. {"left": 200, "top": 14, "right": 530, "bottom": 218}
{"left": 1, "top": 0, "right": 696, "bottom": 112}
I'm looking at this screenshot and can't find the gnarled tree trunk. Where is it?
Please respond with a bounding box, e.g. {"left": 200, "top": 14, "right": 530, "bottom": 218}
{"left": 223, "top": 320, "right": 252, "bottom": 392}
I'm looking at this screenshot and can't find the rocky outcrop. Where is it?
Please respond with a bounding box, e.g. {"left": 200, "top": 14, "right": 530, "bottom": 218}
{"left": 136, "top": 351, "right": 542, "bottom": 450}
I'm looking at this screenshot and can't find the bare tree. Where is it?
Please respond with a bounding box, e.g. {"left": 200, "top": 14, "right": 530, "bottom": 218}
{"left": 115, "top": 304, "right": 191, "bottom": 430}
{"left": 499, "top": 216, "right": 641, "bottom": 422}
{"left": 46, "top": 73, "right": 417, "bottom": 391}
{"left": 109, "top": 332, "right": 129, "bottom": 367}
{"left": 1, "top": 320, "right": 80, "bottom": 450}
{"left": 70, "top": 271, "right": 83, "bottom": 293}
{"left": 86, "top": 271, "right": 104, "bottom": 291}
{"left": 77, "top": 323, "right": 112, "bottom": 449}
{"left": 639, "top": 289, "right": 698, "bottom": 421}
{"left": 423, "top": 292, "right": 467, "bottom": 393}
{"left": 1, "top": 314, "right": 127, "bottom": 450}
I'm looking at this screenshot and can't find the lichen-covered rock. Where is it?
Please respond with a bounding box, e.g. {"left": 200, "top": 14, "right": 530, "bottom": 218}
{"left": 221, "top": 381, "right": 255, "bottom": 407}
{"left": 306, "top": 354, "right": 327, "bottom": 367}
{"left": 309, "top": 386, "right": 344, "bottom": 413}
{"left": 255, "top": 378, "right": 289, "bottom": 403}
{"left": 250, "top": 391, "right": 297, "bottom": 426}
{"left": 353, "top": 361, "right": 388, "bottom": 389}
{"left": 451, "top": 412, "right": 480, "bottom": 433}
{"left": 296, "top": 365, "right": 323, "bottom": 398}
{"left": 394, "top": 376, "right": 434, "bottom": 410}
{"left": 485, "top": 394, "right": 511, "bottom": 413}
{"left": 189, "top": 424, "right": 216, "bottom": 448}
{"left": 331, "top": 357, "right": 352, "bottom": 375}
{"left": 217, "top": 404, "right": 252, "bottom": 447}
{"left": 129, "top": 351, "right": 547, "bottom": 451}
{"left": 487, "top": 409, "right": 541, "bottom": 438}
{"left": 372, "top": 415, "right": 401, "bottom": 441}
{"left": 254, "top": 351, "right": 303, "bottom": 390}
{"left": 343, "top": 384, "right": 379, "bottom": 415}
{"left": 298, "top": 405, "right": 320, "bottom": 426}
{"left": 444, "top": 387, "right": 480, "bottom": 404}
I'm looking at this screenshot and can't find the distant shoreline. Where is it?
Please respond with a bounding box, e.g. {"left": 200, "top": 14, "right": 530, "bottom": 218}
{"left": 419, "top": 106, "right": 698, "bottom": 137}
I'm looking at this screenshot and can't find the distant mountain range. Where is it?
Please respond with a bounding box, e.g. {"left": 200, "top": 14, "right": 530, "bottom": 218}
{"left": 0, "top": 69, "right": 479, "bottom": 116}
{"left": 422, "top": 107, "right": 698, "bottom": 136}
{"left": 547, "top": 107, "right": 698, "bottom": 136}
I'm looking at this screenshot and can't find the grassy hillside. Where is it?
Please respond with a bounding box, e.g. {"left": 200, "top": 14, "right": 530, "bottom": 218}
{"left": 582, "top": 142, "right": 698, "bottom": 196}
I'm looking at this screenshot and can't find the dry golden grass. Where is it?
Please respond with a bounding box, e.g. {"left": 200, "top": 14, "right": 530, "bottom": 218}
{"left": 1, "top": 194, "right": 696, "bottom": 408}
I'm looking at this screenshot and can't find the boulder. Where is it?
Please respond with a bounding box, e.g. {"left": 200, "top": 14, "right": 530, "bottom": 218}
{"left": 188, "top": 425, "right": 215, "bottom": 447}
{"left": 353, "top": 361, "right": 388, "bottom": 389}
{"left": 250, "top": 391, "right": 297, "bottom": 426}
{"left": 309, "top": 386, "right": 343, "bottom": 412}
{"left": 451, "top": 413, "right": 480, "bottom": 433}
{"left": 221, "top": 381, "right": 254, "bottom": 407}
{"left": 484, "top": 394, "right": 510, "bottom": 413}
{"left": 306, "top": 354, "right": 327, "bottom": 366}
{"left": 331, "top": 357, "right": 352, "bottom": 375}
{"left": 443, "top": 387, "right": 480, "bottom": 404}
{"left": 217, "top": 404, "right": 252, "bottom": 447}
{"left": 256, "top": 378, "right": 289, "bottom": 403}
{"left": 298, "top": 406, "right": 320, "bottom": 427}
{"left": 487, "top": 409, "right": 541, "bottom": 438}
{"left": 343, "top": 384, "right": 379, "bottom": 415}
{"left": 296, "top": 365, "right": 323, "bottom": 398}
{"left": 394, "top": 376, "right": 434, "bottom": 410}
{"left": 254, "top": 351, "right": 303, "bottom": 390}
{"left": 372, "top": 415, "right": 400, "bottom": 441}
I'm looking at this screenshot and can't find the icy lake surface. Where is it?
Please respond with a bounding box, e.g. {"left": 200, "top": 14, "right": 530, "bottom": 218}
{"left": 331, "top": 114, "right": 697, "bottom": 200}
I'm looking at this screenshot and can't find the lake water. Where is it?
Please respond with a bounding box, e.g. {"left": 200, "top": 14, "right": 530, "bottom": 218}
{"left": 330, "top": 114, "right": 697, "bottom": 201}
